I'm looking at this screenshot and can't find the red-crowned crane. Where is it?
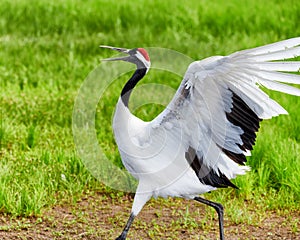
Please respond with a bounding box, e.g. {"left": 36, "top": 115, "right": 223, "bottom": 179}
{"left": 100, "top": 37, "right": 300, "bottom": 240}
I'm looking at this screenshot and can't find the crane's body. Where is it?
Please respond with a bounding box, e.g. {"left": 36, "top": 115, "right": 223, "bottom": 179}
{"left": 100, "top": 37, "right": 300, "bottom": 240}
{"left": 114, "top": 97, "right": 215, "bottom": 198}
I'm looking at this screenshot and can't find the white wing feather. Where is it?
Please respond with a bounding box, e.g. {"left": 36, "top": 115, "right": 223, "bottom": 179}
{"left": 149, "top": 37, "right": 300, "bottom": 183}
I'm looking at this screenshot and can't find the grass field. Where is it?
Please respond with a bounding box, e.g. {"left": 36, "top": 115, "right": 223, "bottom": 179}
{"left": 1, "top": 0, "right": 300, "bottom": 238}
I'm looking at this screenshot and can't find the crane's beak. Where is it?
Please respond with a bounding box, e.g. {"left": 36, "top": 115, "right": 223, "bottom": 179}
{"left": 100, "top": 45, "right": 131, "bottom": 61}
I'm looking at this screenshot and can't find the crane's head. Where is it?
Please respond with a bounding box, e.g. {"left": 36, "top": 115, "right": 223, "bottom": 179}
{"left": 100, "top": 45, "right": 151, "bottom": 70}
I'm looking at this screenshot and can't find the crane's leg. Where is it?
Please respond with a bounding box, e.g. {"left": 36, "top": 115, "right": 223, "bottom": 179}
{"left": 115, "top": 213, "right": 135, "bottom": 240}
{"left": 194, "top": 196, "right": 224, "bottom": 240}
{"left": 115, "top": 186, "right": 151, "bottom": 240}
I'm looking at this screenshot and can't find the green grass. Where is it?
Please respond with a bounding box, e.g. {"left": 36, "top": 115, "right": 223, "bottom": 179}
{"left": 1, "top": 0, "right": 300, "bottom": 222}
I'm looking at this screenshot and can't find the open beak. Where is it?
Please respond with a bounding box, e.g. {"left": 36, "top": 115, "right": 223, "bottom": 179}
{"left": 100, "top": 45, "right": 130, "bottom": 61}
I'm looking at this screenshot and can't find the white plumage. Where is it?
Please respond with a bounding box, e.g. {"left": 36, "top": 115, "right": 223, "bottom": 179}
{"left": 101, "top": 37, "right": 300, "bottom": 240}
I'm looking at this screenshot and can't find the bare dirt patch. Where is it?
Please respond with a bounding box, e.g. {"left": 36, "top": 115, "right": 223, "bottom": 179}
{"left": 0, "top": 192, "right": 298, "bottom": 239}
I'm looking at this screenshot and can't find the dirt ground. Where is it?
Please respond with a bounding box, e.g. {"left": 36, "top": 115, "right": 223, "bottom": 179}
{"left": 0, "top": 192, "right": 298, "bottom": 240}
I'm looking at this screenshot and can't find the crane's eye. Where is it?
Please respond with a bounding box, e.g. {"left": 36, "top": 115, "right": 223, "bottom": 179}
{"left": 129, "top": 49, "right": 137, "bottom": 55}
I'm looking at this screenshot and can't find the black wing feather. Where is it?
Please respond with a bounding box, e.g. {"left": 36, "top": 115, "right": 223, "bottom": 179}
{"left": 223, "top": 90, "right": 262, "bottom": 164}
{"left": 185, "top": 147, "right": 238, "bottom": 189}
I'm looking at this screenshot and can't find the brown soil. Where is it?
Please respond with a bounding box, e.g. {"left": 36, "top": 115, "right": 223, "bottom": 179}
{"left": 0, "top": 192, "right": 298, "bottom": 240}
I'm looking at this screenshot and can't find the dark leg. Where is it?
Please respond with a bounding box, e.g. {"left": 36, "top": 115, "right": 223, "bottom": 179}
{"left": 115, "top": 213, "right": 135, "bottom": 240}
{"left": 194, "top": 196, "right": 224, "bottom": 240}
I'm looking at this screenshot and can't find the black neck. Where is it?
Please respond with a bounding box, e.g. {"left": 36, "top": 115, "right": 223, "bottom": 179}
{"left": 121, "top": 68, "right": 147, "bottom": 107}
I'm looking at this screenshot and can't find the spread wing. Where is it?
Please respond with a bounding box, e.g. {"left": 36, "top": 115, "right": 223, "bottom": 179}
{"left": 150, "top": 37, "right": 300, "bottom": 188}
